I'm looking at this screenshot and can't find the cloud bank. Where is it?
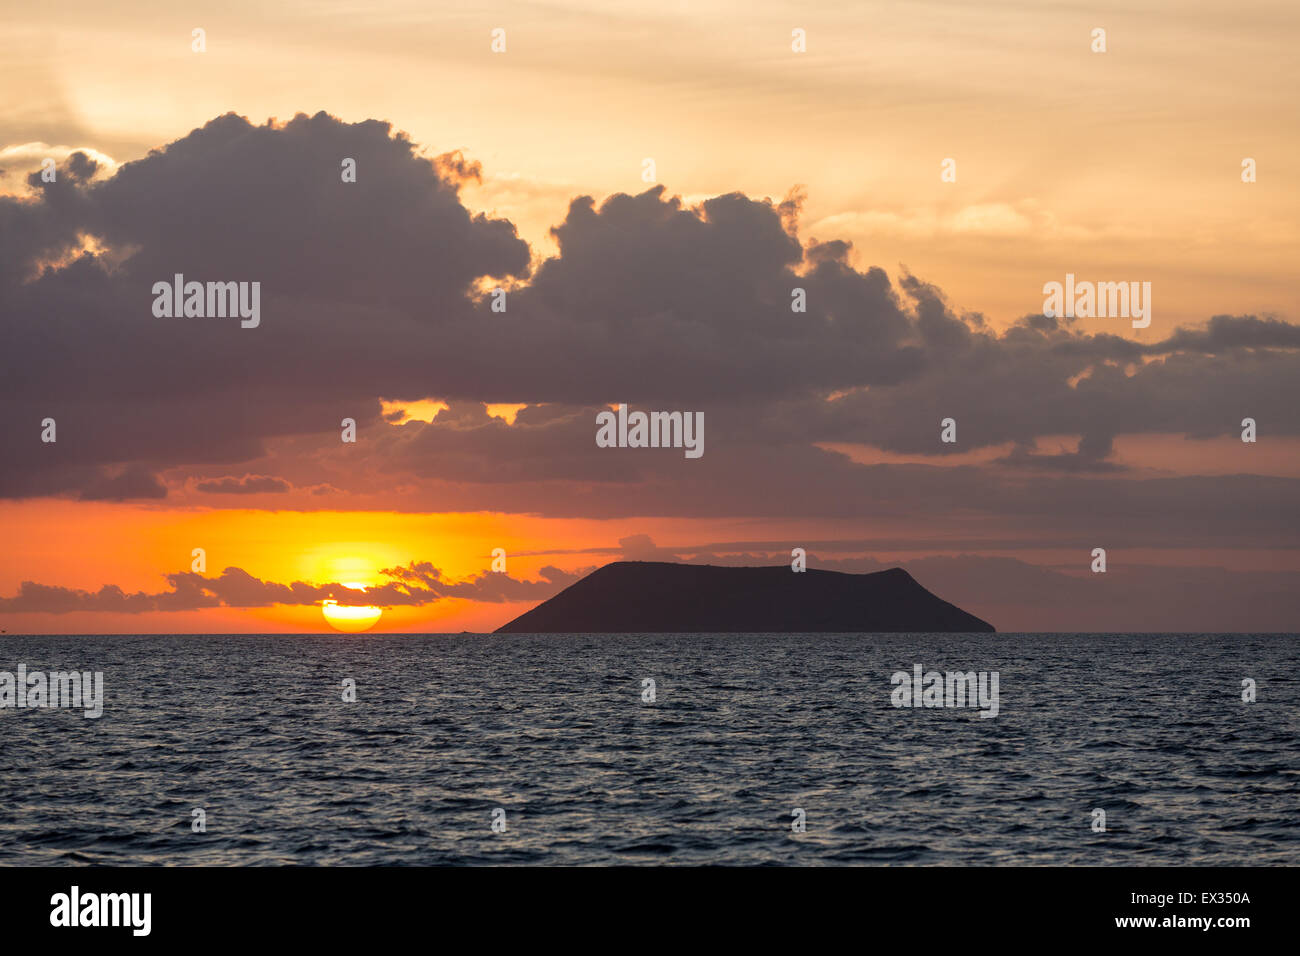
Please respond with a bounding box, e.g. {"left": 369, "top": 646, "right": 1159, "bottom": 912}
{"left": 1, "top": 110, "right": 1297, "bottom": 558}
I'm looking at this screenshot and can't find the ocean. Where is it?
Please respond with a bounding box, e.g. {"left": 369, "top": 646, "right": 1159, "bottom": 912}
{"left": 0, "top": 633, "right": 1296, "bottom": 865}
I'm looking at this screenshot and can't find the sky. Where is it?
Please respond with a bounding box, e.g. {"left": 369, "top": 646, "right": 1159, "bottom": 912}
{"left": 1, "top": 0, "right": 1298, "bottom": 633}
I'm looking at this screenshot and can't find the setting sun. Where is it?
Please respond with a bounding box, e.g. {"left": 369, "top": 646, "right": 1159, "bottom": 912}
{"left": 321, "top": 583, "right": 382, "bottom": 633}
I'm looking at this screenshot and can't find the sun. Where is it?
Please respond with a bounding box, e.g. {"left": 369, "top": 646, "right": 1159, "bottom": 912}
{"left": 321, "top": 582, "right": 383, "bottom": 633}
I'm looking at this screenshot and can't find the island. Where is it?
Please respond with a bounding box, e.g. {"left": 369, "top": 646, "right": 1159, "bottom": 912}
{"left": 495, "top": 561, "right": 995, "bottom": 633}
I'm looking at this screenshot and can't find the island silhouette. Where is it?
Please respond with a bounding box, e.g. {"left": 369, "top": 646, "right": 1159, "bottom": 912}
{"left": 496, "top": 561, "right": 995, "bottom": 633}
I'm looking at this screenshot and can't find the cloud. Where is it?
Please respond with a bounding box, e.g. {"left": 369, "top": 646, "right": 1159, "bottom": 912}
{"left": 0, "top": 560, "right": 582, "bottom": 614}
{"left": 0, "top": 143, "right": 118, "bottom": 196}
{"left": 0, "top": 110, "right": 1297, "bottom": 562}
{"left": 0, "top": 582, "right": 159, "bottom": 615}
{"left": 195, "top": 474, "right": 292, "bottom": 494}
{"left": 379, "top": 561, "right": 585, "bottom": 602}
{"left": 79, "top": 466, "right": 168, "bottom": 501}
{"left": 617, "top": 534, "right": 674, "bottom": 561}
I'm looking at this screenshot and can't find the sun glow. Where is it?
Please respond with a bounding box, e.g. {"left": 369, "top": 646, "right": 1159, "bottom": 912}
{"left": 321, "top": 582, "right": 383, "bottom": 633}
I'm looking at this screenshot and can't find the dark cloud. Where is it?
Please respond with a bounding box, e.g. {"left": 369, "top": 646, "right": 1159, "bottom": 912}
{"left": 195, "top": 474, "right": 291, "bottom": 494}
{"left": 0, "top": 582, "right": 158, "bottom": 614}
{"left": 1145, "top": 314, "right": 1300, "bottom": 354}
{"left": 617, "top": 534, "right": 674, "bottom": 561}
{"left": 0, "top": 111, "right": 529, "bottom": 499}
{"left": 0, "top": 109, "right": 1296, "bottom": 568}
{"left": 379, "top": 561, "right": 585, "bottom": 602}
{"left": 991, "top": 435, "right": 1126, "bottom": 473}
{"left": 79, "top": 465, "right": 168, "bottom": 501}
{"left": 0, "top": 560, "right": 580, "bottom": 613}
